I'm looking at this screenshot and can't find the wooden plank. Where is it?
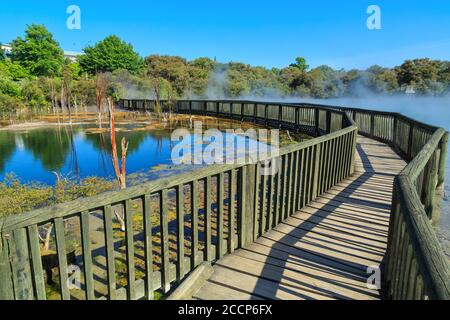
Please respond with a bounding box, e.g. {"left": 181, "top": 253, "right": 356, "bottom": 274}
{"left": 160, "top": 189, "right": 170, "bottom": 293}
{"left": 217, "top": 174, "right": 224, "bottom": 259}
{"left": 191, "top": 181, "right": 199, "bottom": 268}
{"left": 124, "top": 199, "right": 136, "bottom": 299}
{"left": 143, "top": 195, "right": 154, "bottom": 299}
{"left": 253, "top": 163, "right": 261, "bottom": 240}
{"left": 27, "top": 225, "right": 46, "bottom": 300}
{"left": 205, "top": 178, "right": 212, "bottom": 261}
{"left": 228, "top": 170, "right": 237, "bottom": 253}
{"left": 260, "top": 171, "right": 268, "bottom": 235}
{"left": 54, "top": 218, "right": 70, "bottom": 300}
{"left": 103, "top": 205, "right": 116, "bottom": 300}
{"left": 80, "top": 211, "right": 95, "bottom": 300}
{"left": 0, "top": 235, "right": 14, "bottom": 300}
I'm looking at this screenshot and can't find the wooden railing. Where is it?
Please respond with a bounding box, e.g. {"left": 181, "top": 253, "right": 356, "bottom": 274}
{"left": 321, "top": 105, "right": 450, "bottom": 300}
{"left": 0, "top": 101, "right": 357, "bottom": 300}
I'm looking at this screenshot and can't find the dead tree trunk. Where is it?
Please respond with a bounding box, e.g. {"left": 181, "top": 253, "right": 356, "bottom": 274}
{"left": 108, "top": 97, "right": 129, "bottom": 231}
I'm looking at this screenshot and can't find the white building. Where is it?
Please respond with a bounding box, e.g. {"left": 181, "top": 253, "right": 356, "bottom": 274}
{"left": 1, "top": 43, "right": 12, "bottom": 56}
{"left": 1, "top": 42, "right": 82, "bottom": 61}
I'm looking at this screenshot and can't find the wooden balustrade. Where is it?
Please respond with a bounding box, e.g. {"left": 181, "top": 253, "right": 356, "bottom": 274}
{"left": 1, "top": 99, "right": 448, "bottom": 300}
{"left": 0, "top": 100, "right": 357, "bottom": 300}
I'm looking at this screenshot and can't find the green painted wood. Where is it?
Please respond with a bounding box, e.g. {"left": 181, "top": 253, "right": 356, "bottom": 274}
{"left": 124, "top": 200, "right": 136, "bottom": 299}
{"left": 8, "top": 228, "right": 34, "bottom": 300}
{"left": 143, "top": 194, "right": 154, "bottom": 299}
{"left": 280, "top": 155, "right": 288, "bottom": 220}
{"left": 253, "top": 163, "right": 261, "bottom": 240}
{"left": 286, "top": 153, "right": 294, "bottom": 217}
{"left": 228, "top": 170, "right": 237, "bottom": 253}
{"left": 260, "top": 171, "right": 268, "bottom": 234}
{"left": 438, "top": 133, "right": 449, "bottom": 188}
{"left": 0, "top": 235, "right": 14, "bottom": 300}
{"left": 103, "top": 205, "right": 116, "bottom": 300}
{"left": 160, "top": 189, "right": 171, "bottom": 293}
{"left": 80, "top": 211, "right": 95, "bottom": 300}
{"left": 27, "top": 225, "right": 46, "bottom": 300}
{"left": 423, "top": 151, "right": 438, "bottom": 220}
{"left": 176, "top": 186, "right": 185, "bottom": 282}
{"left": 296, "top": 150, "right": 304, "bottom": 210}
{"left": 237, "top": 164, "right": 257, "bottom": 248}
{"left": 274, "top": 162, "right": 282, "bottom": 226}
{"left": 267, "top": 171, "right": 275, "bottom": 230}
{"left": 217, "top": 174, "right": 224, "bottom": 259}
{"left": 191, "top": 181, "right": 199, "bottom": 268}
{"left": 311, "top": 144, "right": 321, "bottom": 199}
{"left": 291, "top": 151, "right": 300, "bottom": 214}
{"left": 54, "top": 218, "right": 70, "bottom": 300}
{"left": 205, "top": 177, "right": 212, "bottom": 261}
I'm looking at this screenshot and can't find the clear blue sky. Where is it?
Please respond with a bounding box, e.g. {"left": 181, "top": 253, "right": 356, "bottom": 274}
{"left": 1, "top": 0, "right": 449, "bottom": 69}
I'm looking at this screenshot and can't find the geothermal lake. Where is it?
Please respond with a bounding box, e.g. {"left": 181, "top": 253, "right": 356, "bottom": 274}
{"left": 0, "top": 116, "right": 302, "bottom": 186}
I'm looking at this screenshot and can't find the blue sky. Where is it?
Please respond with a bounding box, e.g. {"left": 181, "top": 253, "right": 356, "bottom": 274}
{"left": 1, "top": 0, "right": 449, "bottom": 69}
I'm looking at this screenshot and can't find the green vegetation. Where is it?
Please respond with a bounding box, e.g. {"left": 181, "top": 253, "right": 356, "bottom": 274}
{"left": 0, "top": 174, "right": 115, "bottom": 218}
{"left": 78, "top": 35, "right": 143, "bottom": 75}
{"left": 1, "top": 24, "right": 449, "bottom": 118}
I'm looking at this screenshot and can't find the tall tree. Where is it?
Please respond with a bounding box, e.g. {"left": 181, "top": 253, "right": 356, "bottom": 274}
{"left": 11, "top": 24, "right": 64, "bottom": 77}
{"left": 78, "top": 35, "right": 143, "bottom": 75}
{"left": 144, "top": 55, "right": 189, "bottom": 97}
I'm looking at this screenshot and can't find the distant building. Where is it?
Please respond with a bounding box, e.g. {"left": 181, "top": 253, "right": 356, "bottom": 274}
{"left": 405, "top": 85, "right": 416, "bottom": 95}
{"left": 63, "top": 50, "right": 82, "bottom": 62}
{"left": 1, "top": 43, "right": 12, "bottom": 56}
{"left": 1, "top": 42, "right": 82, "bottom": 61}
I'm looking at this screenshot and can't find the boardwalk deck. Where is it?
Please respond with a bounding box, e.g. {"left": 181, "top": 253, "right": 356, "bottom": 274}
{"left": 193, "top": 136, "right": 407, "bottom": 300}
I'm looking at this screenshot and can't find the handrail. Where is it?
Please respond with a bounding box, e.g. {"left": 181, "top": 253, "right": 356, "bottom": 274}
{"left": 0, "top": 100, "right": 358, "bottom": 300}
{"left": 121, "top": 99, "right": 450, "bottom": 300}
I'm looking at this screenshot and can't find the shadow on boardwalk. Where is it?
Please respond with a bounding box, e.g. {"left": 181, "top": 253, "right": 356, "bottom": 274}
{"left": 195, "top": 137, "right": 405, "bottom": 300}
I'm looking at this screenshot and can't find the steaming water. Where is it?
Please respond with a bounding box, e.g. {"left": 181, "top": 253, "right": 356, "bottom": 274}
{"left": 298, "top": 97, "right": 450, "bottom": 258}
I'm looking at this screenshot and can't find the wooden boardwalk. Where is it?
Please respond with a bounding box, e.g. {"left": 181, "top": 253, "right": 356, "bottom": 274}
{"left": 194, "top": 136, "right": 406, "bottom": 300}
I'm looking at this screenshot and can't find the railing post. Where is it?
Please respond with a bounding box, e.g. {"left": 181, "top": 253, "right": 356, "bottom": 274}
{"left": 264, "top": 104, "right": 268, "bottom": 125}
{"left": 230, "top": 102, "right": 233, "bottom": 119}
{"left": 0, "top": 235, "right": 14, "bottom": 300}
{"left": 189, "top": 101, "right": 192, "bottom": 114}
{"left": 8, "top": 228, "right": 34, "bottom": 300}
{"left": 278, "top": 104, "right": 283, "bottom": 127}
{"left": 238, "top": 165, "right": 256, "bottom": 248}
{"left": 253, "top": 103, "right": 257, "bottom": 122}
{"left": 326, "top": 110, "right": 332, "bottom": 134}
{"left": 407, "top": 124, "right": 414, "bottom": 159}
{"left": 423, "top": 151, "right": 439, "bottom": 223}
{"left": 216, "top": 101, "right": 219, "bottom": 114}
{"left": 393, "top": 115, "right": 398, "bottom": 146}
{"left": 314, "top": 108, "right": 320, "bottom": 136}
{"left": 438, "top": 132, "right": 449, "bottom": 189}
{"left": 370, "top": 114, "right": 375, "bottom": 137}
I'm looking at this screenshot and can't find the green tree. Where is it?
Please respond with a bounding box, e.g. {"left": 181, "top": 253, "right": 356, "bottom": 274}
{"left": 11, "top": 24, "right": 64, "bottom": 77}
{"left": 290, "top": 57, "right": 309, "bottom": 72}
{"left": 78, "top": 35, "right": 143, "bottom": 75}
{"left": 395, "top": 59, "right": 441, "bottom": 94}
{"left": 144, "top": 55, "right": 190, "bottom": 97}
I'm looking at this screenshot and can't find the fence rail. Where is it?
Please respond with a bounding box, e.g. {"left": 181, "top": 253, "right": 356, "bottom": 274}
{"left": 121, "top": 99, "right": 450, "bottom": 300}
{"left": 0, "top": 100, "right": 357, "bottom": 300}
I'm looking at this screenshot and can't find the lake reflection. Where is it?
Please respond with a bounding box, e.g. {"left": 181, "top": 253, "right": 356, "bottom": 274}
{"left": 0, "top": 118, "right": 302, "bottom": 186}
